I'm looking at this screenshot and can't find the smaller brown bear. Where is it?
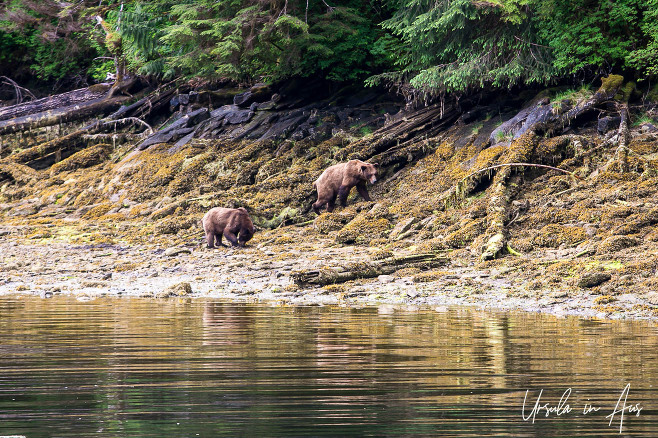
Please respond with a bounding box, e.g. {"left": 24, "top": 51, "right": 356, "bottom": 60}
{"left": 202, "top": 207, "right": 255, "bottom": 248}
{"left": 312, "top": 159, "right": 378, "bottom": 214}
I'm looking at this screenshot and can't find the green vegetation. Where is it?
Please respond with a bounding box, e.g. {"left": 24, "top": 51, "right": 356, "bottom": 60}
{"left": 551, "top": 86, "right": 593, "bottom": 109}
{"left": 0, "top": 1, "right": 657, "bottom": 95}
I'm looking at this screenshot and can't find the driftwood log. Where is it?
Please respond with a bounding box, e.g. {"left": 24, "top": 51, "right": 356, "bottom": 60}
{"left": 0, "top": 84, "right": 111, "bottom": 122}
{"left": 292, "top": 253, "right": 447, "bottom": 286}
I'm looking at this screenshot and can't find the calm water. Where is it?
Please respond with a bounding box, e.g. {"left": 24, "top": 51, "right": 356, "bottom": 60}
{"left": 0, "top": 297, "right": 656, "bottom": 437}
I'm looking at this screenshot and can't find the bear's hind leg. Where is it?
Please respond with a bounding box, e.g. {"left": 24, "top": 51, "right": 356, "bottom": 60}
{"left": 327, "top": 191, "right": 338, "bottom": 212}
{"left": 206, "top": 230, "right": 216, "bottom": 248}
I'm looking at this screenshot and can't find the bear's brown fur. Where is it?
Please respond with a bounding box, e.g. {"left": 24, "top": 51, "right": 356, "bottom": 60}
{"left": 202, "top": 207, "right": 255, "bottom": 248}
{"left": 312, "top": 160, "right": 378, "bottom": 214}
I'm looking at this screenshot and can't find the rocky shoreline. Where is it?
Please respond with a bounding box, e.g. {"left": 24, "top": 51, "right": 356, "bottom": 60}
{"left": 2, "top": 222, "right": 656, "bottom": 322}
{"left": 2, "top": 79, "right": 658, "bottom": 322}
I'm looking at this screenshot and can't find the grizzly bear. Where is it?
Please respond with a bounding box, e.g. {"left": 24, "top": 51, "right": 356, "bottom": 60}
{"left": 202, "top": 207, "right": 255, "bottom": 248}
{"left": 312, "top": 160, "right": 378, "bottom": 214}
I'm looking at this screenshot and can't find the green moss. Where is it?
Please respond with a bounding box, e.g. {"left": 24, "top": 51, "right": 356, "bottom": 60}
{"left": 599, "top": 74, "right": 624, "bottom": 95}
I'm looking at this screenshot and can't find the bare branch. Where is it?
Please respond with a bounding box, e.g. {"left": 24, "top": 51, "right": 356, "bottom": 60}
{"left": 0, "top": 76, "right": 36, "bottom": 104}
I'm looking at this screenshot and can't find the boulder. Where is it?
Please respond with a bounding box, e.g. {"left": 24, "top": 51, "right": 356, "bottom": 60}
{"left": 597, "top": 116, "right": 621, "bottom": 134}
{"left": 233, "top": 83, "right": 271, "bottom": 108}
{"left": 578, "top": 272, "right": 611, "bottom": 288}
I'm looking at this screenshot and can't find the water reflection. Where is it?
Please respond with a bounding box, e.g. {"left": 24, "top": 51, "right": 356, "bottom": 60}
{"left": 0, "top": 297, "right": 656, "bottom": 437}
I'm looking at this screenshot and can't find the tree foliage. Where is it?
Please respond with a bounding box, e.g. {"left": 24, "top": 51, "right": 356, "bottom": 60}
{"left": 371, "top": 0, "right": 658, "bottom": 96}
{"left": 0, "top": 0, "right": 656, "bottom": 95}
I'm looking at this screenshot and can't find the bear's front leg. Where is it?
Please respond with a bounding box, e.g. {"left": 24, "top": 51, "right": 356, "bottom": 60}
{"left": 356, "top": 182, "right": 371, "bottom": 202}
{"left": 338, "top": 185, "right": 351, "bottom": 207}
{"left": 223, "top": 229, "right": 240, "bottom": 247}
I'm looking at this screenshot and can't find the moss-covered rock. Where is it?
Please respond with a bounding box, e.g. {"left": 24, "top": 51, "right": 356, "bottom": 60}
{"left": 335, "top": 213, "right": 391, "bottom": 244}
{"left": 578, "top": 272, "right": 611, "bottom": 288}
{"left": 597, "top": 235, "right": 640, "bottom": 254}
{"left": 533, "top": 224, "right": 587, "bottom": 248}
{"left": 50, "top": 143, "right": 113, "bottom": 175}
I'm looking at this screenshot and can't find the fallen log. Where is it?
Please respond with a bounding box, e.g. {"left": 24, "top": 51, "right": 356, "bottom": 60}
{"left": 0, "top": 95, "right": 130, "bottom": 136}
{"left": 292, "top": 253, "right": 447, "bottom": 286}
{"left": 0, "top": 84, "right": 111, "bottom": 122}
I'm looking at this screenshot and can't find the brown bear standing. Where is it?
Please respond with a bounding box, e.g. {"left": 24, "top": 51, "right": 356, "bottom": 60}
{"left": 312, "top": 160, "right": 378, "bottom": 214}
{"left": 202, "top": 207, "right": 255, "bottom": 248}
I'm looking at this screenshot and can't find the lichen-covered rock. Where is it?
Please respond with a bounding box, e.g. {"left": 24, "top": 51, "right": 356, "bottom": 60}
{"left": 578, "top": 272, "right": 611, "bottom": 288}
{"left": 164, "top": 247, "right": 192, "bottom": 257}
{"left": 155, "top": 281, "right": 193, "bottom": 298}
{"left": 335, "top": 213, "right": 391, "bottom": 244}
{"left": 50, "top": 143, "right": 113, "bottom": 175}
{"left": 0, "top": 162, "right": 37, "bottom": 185}
{"left": 597, "top": 235, "right": 640, "bottom": 254}
{"left": 533, "top": 224, "right": 587, "bottom": 248}
{"left": 389, "top": 217, "right": 417, "bottom": 240}
{"left": 314, "top": 211, "right": 354, "bottom": 233}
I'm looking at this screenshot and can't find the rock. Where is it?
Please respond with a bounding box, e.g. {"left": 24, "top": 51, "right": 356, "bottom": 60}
{"left": 161, "top": 282, "right": 193, "bottom": 297}
{"left": 9, "top": 205, "right": 38, "bottom": 217}
{"left": 233, "top": 83, "right": 271, "bottom": 108}
{"left": 102, "top": 272, "right": 112, "bottom": 280}
{"left": 170, "top": 93, "right": 190, "bottom": 108}
{"left": 597, "top": 116, "right": 621, "bottom": 134}
{"left": 223, "top": 108, "right": 254, "bottom": 125}
{"left": 646, "top": 292, "right": 658, "bottom": 305}
{"left": 138, "top": 108, "right": 209, "bottom": 150}
{"left": 407, "top": 289, "right": 420, "bottom": 298}
{"left": 640, "top": 122, "right": 658, "bottom": 133}
{"left": 489, "top": 94, "right": 552, "bottom": 144}
{"left": 378, "top": 275, "right": 395, "bottom": 284}
{"left": 164, "top": 247, "right": 192, "bottom": 257}
{"left": 549, "top": 290, "right": 568, "bottom": 298}
{"left": 578, "top": 272, "right": 611, "bottom": 288}
{"left": 256, "top": 100, "right": 277, "bottom": 111}
{"left": 597, "top": 235, "right": 640, "bottom": 254}
{"left": 389, "top": 217, "right": 418, "bottom": 240}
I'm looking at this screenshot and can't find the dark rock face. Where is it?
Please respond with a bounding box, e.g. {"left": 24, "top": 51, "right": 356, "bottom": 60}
{"left": 224, "top": 108, "right": 254, "bottom": 125}
{"left": 597, "top": 116, "right": 621, "bottom": 134}
{"left": 233, "top": 83, "right": 271, "bottom": 108}
{"left": 138, "top": 108, "right": 210, "bottom": 150}
{"left": 137, "top": 79, "right": 403, "bottom": 150}
{"left": 489, "top": 94, "right": 552, "bottom": 144}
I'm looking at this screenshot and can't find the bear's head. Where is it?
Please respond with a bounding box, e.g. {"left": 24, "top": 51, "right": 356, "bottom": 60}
{"left": 360, "top": 162, "right": 378, "bottom": 184}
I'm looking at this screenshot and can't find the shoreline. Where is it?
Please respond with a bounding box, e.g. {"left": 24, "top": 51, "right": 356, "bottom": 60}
{"left": 2, "top": 228, "right": 656, "bottom": 322}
